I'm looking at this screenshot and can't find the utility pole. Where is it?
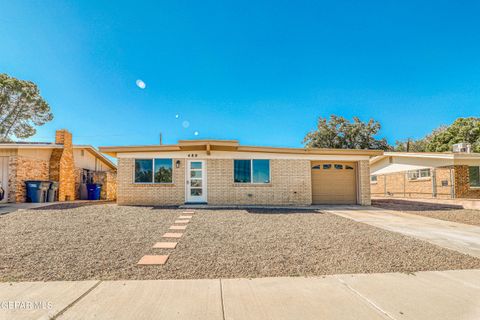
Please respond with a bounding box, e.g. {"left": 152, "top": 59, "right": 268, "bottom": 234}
{"left": 160, "top": 132, "right": 163, "bottom": 145}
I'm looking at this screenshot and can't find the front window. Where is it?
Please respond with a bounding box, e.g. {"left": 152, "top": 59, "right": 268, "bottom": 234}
{"left": 469, "top": 166, "right": 480, "bottom": 187}
{"left": 135, "top": 159, "right": 153, "bottom": 183}
{"left": 234, "top": 159, "right": 270, "bottom": 184}
{"left": 407, "top": 169, "right": 431, "bottom": 180}
{"left": 371, "top": 175, "right": 378, "bottom": 183}
{"left": 154, "top": 159, "right": 173, "bottom": 183}
{"left": 135, "top": 159, "right": 173, "bottom": 183}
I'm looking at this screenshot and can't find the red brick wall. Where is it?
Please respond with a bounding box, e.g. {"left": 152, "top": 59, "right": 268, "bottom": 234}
{"left": 454, "top": 165, "right": 480, "bottom": 199}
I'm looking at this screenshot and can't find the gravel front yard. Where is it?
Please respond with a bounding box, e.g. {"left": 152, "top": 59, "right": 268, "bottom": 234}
{"left": 1, "top": 204, "right": 480, "bottom": 281}
{"left": 373, "top": 200, "right": 480, "bottom": 226}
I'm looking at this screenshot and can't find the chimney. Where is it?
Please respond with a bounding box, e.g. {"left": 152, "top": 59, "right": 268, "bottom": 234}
{"left": 55, "top": 129, "right": 72, "bottom": 148}
{"left": 50, "top": 129, "right": 75, "bottom": 201}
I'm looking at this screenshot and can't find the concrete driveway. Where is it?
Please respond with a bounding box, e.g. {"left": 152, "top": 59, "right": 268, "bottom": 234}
{"left": 1, "top": 269, "right": 479, "bottom": 320}
{"left": 327, "top": 206, "right": 480, "bottom": 258}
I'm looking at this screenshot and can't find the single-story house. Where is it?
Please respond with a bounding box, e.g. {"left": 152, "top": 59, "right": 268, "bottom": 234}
{"left": 0, "top": 129, "right": 117, "bottom": 203}
{"left": 370, "top": 145, "right": 480, "bottom": 199}
{"left": 99, "top": 140, "right": 382, "bottom": 206}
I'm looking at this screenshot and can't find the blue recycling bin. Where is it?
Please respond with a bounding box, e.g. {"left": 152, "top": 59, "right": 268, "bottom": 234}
{"left": 25, "top": 181, "right": 50, "bottom": 203}
{"left": 86, "top": 183, "right": 102, "bottom": 200}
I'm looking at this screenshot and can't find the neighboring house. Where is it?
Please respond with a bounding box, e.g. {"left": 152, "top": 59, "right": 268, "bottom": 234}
{"left": 0, "top": 129, "right": 117, "bottom": 203}
{"left": 99, "top": 140, "right": 381, "bottom": 206}
{"left": 370, "top": 144, "right": 480, "bottom": 200}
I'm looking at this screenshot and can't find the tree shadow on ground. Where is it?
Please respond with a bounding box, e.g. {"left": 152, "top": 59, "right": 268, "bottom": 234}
{"left": 32, "top": 201, "right": 113, "bottom": 210}
{"left": 372, "top": 199, "right": 464, "bottom": 211}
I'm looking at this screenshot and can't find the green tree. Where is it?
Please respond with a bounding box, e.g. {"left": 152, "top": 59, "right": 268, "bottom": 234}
{"left": 303, "top": 115, "right": 391, "bottom": 150}
{"left": 394, "top": 126, "right": 447, "bottom": 152}
{"left": 426, "top": 117, "right": 480, "bottom": 152}
{"left": 394, "top": 118, "right": 480, "bottom": 153}
{"left": 0, "top": 73, "right": 53, "bottom": 141}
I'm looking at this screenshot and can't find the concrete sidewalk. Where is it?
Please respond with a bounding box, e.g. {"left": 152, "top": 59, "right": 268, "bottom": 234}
{"left": 329, "top": 207, "right": 480, "bottom": 258}
{"left": 1, "top": 269, "right": 479, "bottom": 320}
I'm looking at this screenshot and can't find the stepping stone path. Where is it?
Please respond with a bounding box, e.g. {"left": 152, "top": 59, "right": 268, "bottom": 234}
{"left": 170, "top": 225, "right": 187, "bottom": 230}
{"left": 137, "top": 255, "right": 169, "bottom": 265}
{"left": 153, "top": 242, "right": 177, "bottom": 249}
{"left": 162, "top": 232, "right": 183, "bottom": 238}
{"left": 137, "top": 210, "right": 195, "bottom": 265}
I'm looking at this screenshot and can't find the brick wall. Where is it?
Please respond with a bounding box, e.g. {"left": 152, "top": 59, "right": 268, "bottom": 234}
{"left": 49, "top": 130, "right": 75, "bottom": 201}
{"left": 207, "top": 159, "right": 312, "bottom": 205}
{"left": 116, "top": 157, "right": 372, "bottom": 206}
{"left": 454, "top": 165, "right": 480, "bottom": 199}
{"left": 8, "top": 156, "right": 49, "bottom": 202}
{"left": 370, "top": 174, "right": 385, "bottom": 197}
{"left": 93, "top": 171, "right": 117, "bottom": 201}
{"left": 435, "top": 167, "right": 454, "bottom": 199}
{"left": 74, "top": 168, "right": 83, "bottom": 200}
{"left": 116, "top": 158, "right": 185, "bottom": 205}
{"left": 371, "top": 167, "right": 455, "bottom": 199}
{"left": 358, "top": 160, "right": 371, "bottom": 205}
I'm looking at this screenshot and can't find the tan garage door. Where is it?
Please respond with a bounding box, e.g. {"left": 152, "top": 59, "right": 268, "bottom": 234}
{"left": 311, "top": 161, "right": 357, "bottom": 204}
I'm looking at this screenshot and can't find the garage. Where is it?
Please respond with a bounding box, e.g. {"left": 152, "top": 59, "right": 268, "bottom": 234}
{"left": 0, "top": 156, "right": 8, "bottom": 203}
{"left": 311, "top": 161, "right": 357, "bottom": 204}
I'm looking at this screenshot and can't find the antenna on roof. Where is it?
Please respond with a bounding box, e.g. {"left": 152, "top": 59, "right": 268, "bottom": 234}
{"left": 159, "top": 133, "right": 163, "bottom": 145}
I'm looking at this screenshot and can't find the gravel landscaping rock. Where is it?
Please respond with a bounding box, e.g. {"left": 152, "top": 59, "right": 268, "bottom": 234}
{"left": 373, "top": 201, "right": 480, "bottom": 226}
{"left": 1, "top": 205, "right": 480, "bottom": 281}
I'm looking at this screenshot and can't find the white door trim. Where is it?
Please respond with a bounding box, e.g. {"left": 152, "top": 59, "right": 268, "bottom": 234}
{"left": 185, "top": 160, "right": 207, "bottom": 203}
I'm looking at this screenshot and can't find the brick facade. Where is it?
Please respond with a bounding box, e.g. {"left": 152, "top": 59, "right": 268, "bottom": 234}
{"left": 49, "top": 130, "right": 76, "bottom": 201}
{"left": 117, "top": 157, "right": 371, "bottom": 206}
{"left": 3, "top": 129, "right": 116, "bottom": 203}
{"left": 7, "top": 156, "right": 50, "bottom": 202}
{"left": 207, "top": 159, "right": 312, "bottom": 205}
{"left": 454, "top": 165, "right": 480, "bottom": 199}
{"left": 358, "top": 160, "right": 371, "bottom": 205}
{"left": 117, "top": 158, "right": 185, "bottom": 206}
{"left": 372, "top": 166, "right": 456, "bottom": 200}
{"left": 93, "top": 171, "right": 117, "bottom": 201}
{"left": 74, "top": 168, "right": 118, "bottom": 201}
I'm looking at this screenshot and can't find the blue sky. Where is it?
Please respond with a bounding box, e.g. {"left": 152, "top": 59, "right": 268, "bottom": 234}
{"left": 1, "top": 1, "right": 479, "bottom": 148}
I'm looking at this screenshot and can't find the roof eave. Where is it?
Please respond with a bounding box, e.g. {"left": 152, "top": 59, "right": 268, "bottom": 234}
{"left": 99, "top": 142, "right": 383, "bottom": 157}
{"left": 74, "top": 145, "right": 117, "bottom": 170}
{"left": 0, "top": 144, "right": 63, "bottom": 149}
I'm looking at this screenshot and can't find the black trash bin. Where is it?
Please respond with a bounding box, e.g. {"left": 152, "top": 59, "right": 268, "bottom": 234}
{"left": 86, "top": 183, "right": 102, "bottom": 200}
{"left": 25, "top": 181, "right": 50, "bottom": 203}
{"left": 47, "top": 181, "right": 59, "bottom": 202}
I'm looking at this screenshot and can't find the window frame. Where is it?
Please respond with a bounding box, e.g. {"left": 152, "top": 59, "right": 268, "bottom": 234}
{"left": 469, "top": 166, "right": 480, "bottom": 188}
{"left": 407, "top": 168, "right": 431, "bottom": 181}
{"left": 233, "top": 159, "right": 271, "bottom": 184}
{"left": 370, "top": 175, "right": 378, "bottom": 184}
{"left": 134, "top": 158, "right": 174, "bottom": 184}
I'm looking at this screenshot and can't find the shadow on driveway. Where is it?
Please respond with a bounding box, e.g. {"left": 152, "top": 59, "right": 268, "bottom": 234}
{"left": 373, "top": 199, "right": 464, "bottom": 211}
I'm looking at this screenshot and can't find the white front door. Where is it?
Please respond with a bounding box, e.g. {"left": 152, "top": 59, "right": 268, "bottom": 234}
{"left": 186, "top": 160, "right": 207, "bottom": 203}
